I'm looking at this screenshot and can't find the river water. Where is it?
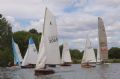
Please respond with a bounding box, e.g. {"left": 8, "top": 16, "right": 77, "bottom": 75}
{"left": 0, "top": 63, "right": 120, "bottom": 79}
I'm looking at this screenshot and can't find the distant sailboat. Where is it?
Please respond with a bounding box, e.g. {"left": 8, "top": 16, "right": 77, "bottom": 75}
{"left": 96, "top": 47, "right": 102, "bottom": 64}
{"left": 61, "top": 42, "right": 72, "bottom": 66}
{"left": 81, "top": 37, "right": 96, "bottom": 68}
{"left": 21, "top": 37, "right": 38, "bottom": 68}
{"left": 35, "top": 8, "right": 60, "bottom": 75}
{"left": 12, "top": 38, "right": 23, "bottom": 66}
{"left": 98, "top": 17, "right": 108, "bottom": 64}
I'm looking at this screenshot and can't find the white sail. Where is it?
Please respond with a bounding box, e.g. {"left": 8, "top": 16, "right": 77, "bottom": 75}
{"left": 35, "top": 8, "right": 61, "bottom": 69}
{"left": 36, "top": 35, "right": 46, "bottom": 69}
{"left": 97, "top": 47, "right": 102, "bottom": 63}
{"left": 81, "top": 38, "right": 96, "bottom": 64}
{"left": 61, "top": 42, "right": 72, "bottom": 63}
{"left": 14, "top": 42, "right": 23, "bottom": 63}
{"left": 43, "top": 8, "right": 60, "bottom": 64}
{"left": 12, "top": 38, "right": 23, "bottom": 65}
{"left": 98, "top": 17, "right": 108, "bottom": 60}
{"left": 22, "top": 37, "right": 38, "bottom": 66}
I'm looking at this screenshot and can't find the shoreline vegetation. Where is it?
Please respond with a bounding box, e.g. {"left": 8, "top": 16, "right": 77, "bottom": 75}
{"left": 72, "top": 59, "right": 120, "bottom": 64}
{"left": 1, "top": 14, "right": 120, "bottom": 67}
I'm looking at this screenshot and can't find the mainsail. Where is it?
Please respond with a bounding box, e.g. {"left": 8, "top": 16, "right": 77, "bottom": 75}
{"left": 61, "top": 42, "right": 72, "bottom": 64}
{"left": 36, "top": 34, "right": 46, "bottom": 69}
{"left": 43, "top": 8, "right": 60, "bottom": 64}
{"left": 96, "top": 47, "right": 101, "bottom": 63}
{"left": 12, "top": 38, "right": 23, "bottom": 65}
{"left": 81, "top": 37, "right": 96, "bottom": 64}
{"left": 35, "top": 8, "right": 60, "bottom": 69}
{"left": 98, "top": 17, "right": 108, "bottom": 61}
{"left": 22, "top": 37, "right": 38, "bottom": 66}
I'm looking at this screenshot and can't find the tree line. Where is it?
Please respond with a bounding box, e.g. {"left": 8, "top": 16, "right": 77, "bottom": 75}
{"left": 0, "top": 14, "right": 120, "bottom": 66}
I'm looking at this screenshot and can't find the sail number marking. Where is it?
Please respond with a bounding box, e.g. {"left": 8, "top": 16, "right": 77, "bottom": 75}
{"left": 48, "top": 36, "right": 58, "bottom": 43}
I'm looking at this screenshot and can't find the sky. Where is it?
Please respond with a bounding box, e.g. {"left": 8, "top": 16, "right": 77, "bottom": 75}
{"left": 0, "top": 0, "right": 120, "bottom": 51}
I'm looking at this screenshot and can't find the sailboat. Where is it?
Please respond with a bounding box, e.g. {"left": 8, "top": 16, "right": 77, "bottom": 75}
{"left": 21, "top": 37, "right": 38, "bottom": 68}
{"left": 96, "top": 47, "right": 102, "bottom": 64}
{"left": 12, "top": 38, "right": 23, "bottom": 66}
{"left": 35, "top": 8, "right": 60, "bottom": 75}
{"left": 98, "top": 17, "right": 108, "bottom": 64}
{"left": 61, "top": 42, "right": 72, "bottom": 66}
{"left": 81, "top": 37, "right": 96, "bottom": 68}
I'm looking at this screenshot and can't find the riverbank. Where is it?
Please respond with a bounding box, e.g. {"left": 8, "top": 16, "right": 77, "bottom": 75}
{"left": 72, "top": 59, "right": 120, "bottom": 64}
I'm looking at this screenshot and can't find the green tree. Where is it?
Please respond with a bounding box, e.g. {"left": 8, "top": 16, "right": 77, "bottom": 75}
{"left": 0, "top": 14, "right": 2, "bottom": 18}
{"left": 59, "top": 44, "right": 63, "bottom": 57}
{"left": 70, "top": 49, "right": 82, "bottom": 60}
{"left": 94, "top": 49, "right": 97, "bottom": 57}
{"left": 0, "top": 15, "right": 12, "bottom": 66}
{"left": 109, "top": 47, "right": 120, "bottom": 59}
{"left": 29, "top": 29, "right": 38, "bottom": 35}
{"left": 13, "top": 31, "right": 41, "bottom": 57}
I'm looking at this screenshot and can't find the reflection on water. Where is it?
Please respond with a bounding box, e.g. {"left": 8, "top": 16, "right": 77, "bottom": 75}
{"left": 0, "top": 64, "right": 120, "bottom": 79}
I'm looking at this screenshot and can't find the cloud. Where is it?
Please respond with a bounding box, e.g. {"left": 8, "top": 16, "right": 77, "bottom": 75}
{"left": 0, "top": 0, "right": 120, "bottom": 50}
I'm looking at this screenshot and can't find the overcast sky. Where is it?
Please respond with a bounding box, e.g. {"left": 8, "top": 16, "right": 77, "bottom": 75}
{"left": 0, "top": 0, "right": 120, "bottom": 51}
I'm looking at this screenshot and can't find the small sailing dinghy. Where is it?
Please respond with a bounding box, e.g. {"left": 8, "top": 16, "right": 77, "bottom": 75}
{"left": 96, "top": 47, "right": 102, "bottom": 64}
{"left": 98, "top": 17, "right": 108, "bottom": 64}
{"left": 35, "top": 34, "right": 55, "bottom": 75}
{"left": 61, "top": 42, "right": 72, "bottom": 66}
{"left": 12, "top": 38, "right": 23, "bottom": 67}
{"left": 81, "top": 37, "right": 96, "bottom": 68}
{"left": 35, "top": 8, "right": 60, "bottom": 75}
{"left": 21, "top": 37, "right": 38, "bottom": 68}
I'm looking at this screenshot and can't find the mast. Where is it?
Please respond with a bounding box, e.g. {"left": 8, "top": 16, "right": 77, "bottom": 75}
{"left": 98, "top": 17, "right": 108, "bottom": 63}
{"left": 43, "top": 8, "right": 47, "bottom": 35}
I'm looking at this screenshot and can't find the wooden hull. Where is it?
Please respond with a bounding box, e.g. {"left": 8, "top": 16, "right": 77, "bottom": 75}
{"left": 48, "top": 65, "right": 56, "bottom": 68}
{"left": 61, "top": 62, "right": 72, "bottom": 66}
{"left": 61, "top": 64, "right": 71, "bottom": 66}
{"left": 34, "top": 69, "right": 55, "bottom": 75}
{"left": 81, "top": 64, "right": 96, "bottom": 68}
{"left": 21, "top": 64, "right": 35, "bottom": 68}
